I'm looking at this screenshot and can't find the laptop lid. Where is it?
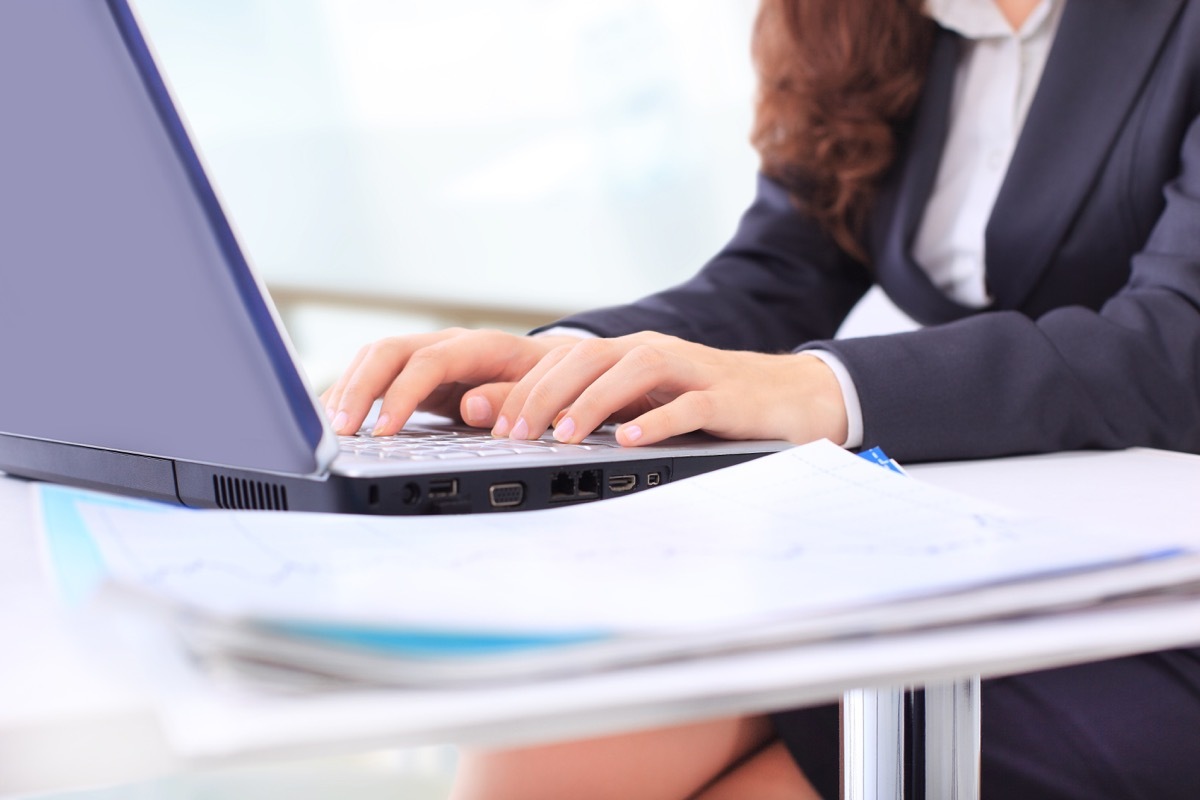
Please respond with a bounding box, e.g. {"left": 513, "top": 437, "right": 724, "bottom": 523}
{"left": 0, "top": 0, "right": 338, "bottom": 476}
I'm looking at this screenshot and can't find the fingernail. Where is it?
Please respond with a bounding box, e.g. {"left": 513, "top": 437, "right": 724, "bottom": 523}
{"left": 493, "top": 415, "right": 511, "bottom": 437}
{"left": 325, "top": 406, "right": 335, "bottom": 420}
{"left": 620, "top": 424, "right": 642, "bottom": 445}
{"left": 465, "top": 396, "right": 492, "bottom": 424}
{"left": 371, "top": 413, "right": 391, "bottom": 437}
{"left": 553, "top": 416, "right": 575, "bottom": 442}
{"left": 509, "top": 417, "right": 529, "bottom": 440}
{"left": 332, "top": 411, "right": 349, "bottom": 433}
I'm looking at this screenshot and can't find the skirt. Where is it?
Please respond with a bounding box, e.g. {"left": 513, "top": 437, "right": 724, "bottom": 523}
{"left": 771, "top": 648, "right": 1200, "bottom": 799}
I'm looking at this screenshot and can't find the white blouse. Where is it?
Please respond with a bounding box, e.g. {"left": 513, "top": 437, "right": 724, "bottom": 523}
{"left": 915, "top": 0, "right": 1065, "bottom": 307}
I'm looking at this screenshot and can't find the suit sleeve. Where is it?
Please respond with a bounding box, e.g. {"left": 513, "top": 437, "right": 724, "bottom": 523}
{"left": 545, "top": 174, "right": 872, "bottom": 353}
{"left": 817, "top": 112, "right": 1200, "bottom": 462}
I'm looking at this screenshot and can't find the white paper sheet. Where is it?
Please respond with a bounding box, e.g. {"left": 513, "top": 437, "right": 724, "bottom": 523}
{"left": 51, "top": 440, "right": 1182, "bottom": 635}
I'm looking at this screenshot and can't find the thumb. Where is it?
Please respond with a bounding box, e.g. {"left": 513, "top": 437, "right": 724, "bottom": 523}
{"left": 460, "top": 383, "right": 516, "bottom": 428}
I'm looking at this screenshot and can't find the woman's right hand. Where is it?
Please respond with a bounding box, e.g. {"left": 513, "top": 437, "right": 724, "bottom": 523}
{"left": 319, "top": 328, "right": 582, "bottom": 436}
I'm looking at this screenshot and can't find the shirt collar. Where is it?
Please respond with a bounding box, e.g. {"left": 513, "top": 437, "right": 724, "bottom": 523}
{"left": 926, "top": 0, "right": 1059, "bottom": 40}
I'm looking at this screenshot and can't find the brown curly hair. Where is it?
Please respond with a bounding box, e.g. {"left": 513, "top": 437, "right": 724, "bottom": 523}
{"left": 751, "top": 0, "right": 937, "bottom": 261}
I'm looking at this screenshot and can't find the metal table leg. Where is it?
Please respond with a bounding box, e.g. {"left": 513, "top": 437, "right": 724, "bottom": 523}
{"left": 842, "top": 687, "right": 905, "bottom": 800}
{"left": 842, "top": 676, "right": 980, "bottom": 799}
{"left": 924, "top": 676, "right": 981, "bottom": 800}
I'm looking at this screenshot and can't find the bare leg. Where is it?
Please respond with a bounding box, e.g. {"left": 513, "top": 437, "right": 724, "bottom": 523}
{"left": 450, "top": 715, "right": 780, "bottom": 800}
{"left": 691, "top": 741, "right": 822, "bottom": 800}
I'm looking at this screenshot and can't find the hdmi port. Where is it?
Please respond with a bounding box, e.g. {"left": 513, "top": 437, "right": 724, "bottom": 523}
{"left": 607, "top": 474, "right": 637, "bottom": 493}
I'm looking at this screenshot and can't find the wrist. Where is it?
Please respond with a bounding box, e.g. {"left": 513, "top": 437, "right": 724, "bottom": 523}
{"left": 800, "top": 349, "right": 863, "bottom": 448}
{"left": 780, "top": 353, "right": 850, "bottom": 446}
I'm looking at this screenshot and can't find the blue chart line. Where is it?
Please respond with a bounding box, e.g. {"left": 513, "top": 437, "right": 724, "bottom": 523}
{"left": 137, "top": 558, "right": 323, "bottom": 589}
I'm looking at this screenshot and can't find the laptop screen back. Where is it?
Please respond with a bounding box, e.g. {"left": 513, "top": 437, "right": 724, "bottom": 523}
{"left": 0, "top": 0, "right": 331, "bottom": 475}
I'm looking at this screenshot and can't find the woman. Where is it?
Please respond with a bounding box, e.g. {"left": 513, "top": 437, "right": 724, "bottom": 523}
{"left": 323, "top": 0, "right": 1200, "bottom": 796}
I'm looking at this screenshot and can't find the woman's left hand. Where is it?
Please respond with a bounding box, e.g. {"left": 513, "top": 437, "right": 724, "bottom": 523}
{"left": 492, "top": 332, "right": 849, "bottom": 447}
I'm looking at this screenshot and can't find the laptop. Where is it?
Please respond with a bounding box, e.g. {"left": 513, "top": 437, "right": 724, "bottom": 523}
{"left": 0, "top": 0, "right": 789, "bottom": 515}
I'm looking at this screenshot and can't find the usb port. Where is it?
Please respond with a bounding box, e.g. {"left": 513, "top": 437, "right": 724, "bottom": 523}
{"left": 488, "top": 482, "right": 525, "bottom": 508}
{"left": 428, "top": 479, "right": 459, "bottom": 499}
{"left": 607, "top": 474, "right": 637, "bottom": 493}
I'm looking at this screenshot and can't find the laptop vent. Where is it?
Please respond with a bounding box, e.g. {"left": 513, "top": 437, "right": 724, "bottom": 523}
{"left": 212, "top": 475, "right": 288, "bottom": 511}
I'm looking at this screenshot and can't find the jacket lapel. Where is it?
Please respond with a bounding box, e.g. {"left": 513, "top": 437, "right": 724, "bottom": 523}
{"left": 869, "top": 28, "right": 972, "bottom": 326}
{"left": 985, "top": 0, "right": 1186, "bottom": 309}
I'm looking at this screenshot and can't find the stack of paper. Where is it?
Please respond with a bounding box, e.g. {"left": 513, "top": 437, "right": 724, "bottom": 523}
{"left": 38, "top": 440, "right": 1200, "bottom": 687}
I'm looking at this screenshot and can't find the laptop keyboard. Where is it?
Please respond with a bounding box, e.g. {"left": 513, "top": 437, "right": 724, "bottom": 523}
{"left": 338, "top": 427, "right": 617, "bottom": 461}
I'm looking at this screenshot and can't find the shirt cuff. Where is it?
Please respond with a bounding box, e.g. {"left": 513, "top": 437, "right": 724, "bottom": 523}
{"left": 535, "top": 326, "right": 598, "bottom": 339}
{"left": 799, "top": 349, "right": 865, "bottom": 450}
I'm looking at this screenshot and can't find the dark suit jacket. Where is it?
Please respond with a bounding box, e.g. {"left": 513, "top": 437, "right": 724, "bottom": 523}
{"left": 553, "top": 0, "right": 1200, "bottom": 462}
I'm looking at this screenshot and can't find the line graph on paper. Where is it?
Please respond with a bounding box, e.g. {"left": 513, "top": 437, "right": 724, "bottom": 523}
{"left": 69, "top": 441, "right": 1154, "bottom": 634}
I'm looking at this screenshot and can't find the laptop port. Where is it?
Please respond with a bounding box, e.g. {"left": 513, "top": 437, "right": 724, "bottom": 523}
{"left": 550, "top": 471, "right": 575, "bottom": 500}
{"left": 550, "top": 469, "right": 602, "bottom": 502}
{"left": 488, "top": 482, "right": 525, "bottom": 508}
{"left": 577, "top": 470, "right": 601, "bottom": 498}
{"left": 428, "top": 479, "right": 459, "bottom": 499}
{"left": 607, "top": 474, "right": 637, "bottom": 493}
{"left": 646, "top": 472, "right": 662, "bottom": 487}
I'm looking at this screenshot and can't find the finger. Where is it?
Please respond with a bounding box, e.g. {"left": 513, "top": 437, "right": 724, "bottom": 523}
{"left": 498, "top": 339, "right": 624, "bottom": 439}
{"left": 326, "top": 329, "right": 468, "bottom": 433}
{"left": 332, "top": 337, "right": 439, "bottom": 434}
{"left": 418, "top": 382, "right": 469, "bottom": 421}
{"left": 458, "top": 383, "right": 517, "bottom": 429}
{"left": 375, "top": 333, "right": 541, "bottom": 435}
{"left": 553, "top": 400, "right": 648, "bottom": 430}
{"left": 490, "top": 345, "right": 578, "bottom": 437}
{"left": 320, "top": 344, "right": 370, "bottom": 417}
{"left": 368, "top": 382, "right": 469, "bottom": 435}
{"left": 551, "top": 345, "right": 702, "bottom": 443}
{"left": 373, "top": 381, "right": 516, "bottom": 435}
{"left": 616, "top": 391, "right": 719, "bottom": 447}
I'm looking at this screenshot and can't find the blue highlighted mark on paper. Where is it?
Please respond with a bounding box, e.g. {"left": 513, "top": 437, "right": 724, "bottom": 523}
{"left": 264, "top": 620, "right": 609, "bottom": 658}
{"left": 858, "top": 446, "right": 906, "bottom": 475}
{"left": 39, "top": 483, "right": 174, "bottom": 606}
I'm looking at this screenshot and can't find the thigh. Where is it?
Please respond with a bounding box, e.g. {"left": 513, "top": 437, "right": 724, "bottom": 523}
{"left": 691, "top": 740, "right": 822, "bottom": 800}
{"left": 450, "top": 715, "right": 776, "bottom": 800}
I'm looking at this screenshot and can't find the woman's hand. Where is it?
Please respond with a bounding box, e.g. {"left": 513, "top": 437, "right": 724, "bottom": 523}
{"left": 321, "top": 328, "right": 848, "bottom": 447}
{"left": 491, "top": 332, "right": 848, "bottom": 446}
{"left": 319, "top": 329, "right": 583, "bottom": 436}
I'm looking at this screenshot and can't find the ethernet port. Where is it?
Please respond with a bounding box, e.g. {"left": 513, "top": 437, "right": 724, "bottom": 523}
{"left": 550, "top": 471, "right": 575, "bottom": 500}
{"left": 577, "top": 470, "right": 601, "bottom": 499}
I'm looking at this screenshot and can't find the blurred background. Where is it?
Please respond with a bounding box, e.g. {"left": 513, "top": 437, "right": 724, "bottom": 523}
{"left": 133, "top": 0, "right": 764, "bottom": 393}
